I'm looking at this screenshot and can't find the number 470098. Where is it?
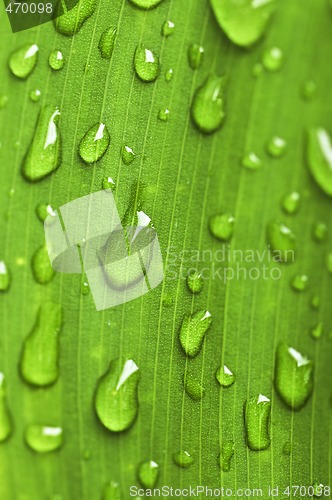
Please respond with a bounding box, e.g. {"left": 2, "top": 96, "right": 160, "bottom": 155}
{"left": 283, "top": 485, "right": 330, "bottom": 496}
{"left": 5, "top": 2, "right": 53, "bottom": 14}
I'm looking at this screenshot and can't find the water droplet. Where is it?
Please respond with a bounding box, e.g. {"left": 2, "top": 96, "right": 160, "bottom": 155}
{"left": 281, "top": 191, "right": 300, "bottom": 215}
{"left": 274, "top": 343, "right": 314, "bottom": 410}
{"left": 95, "top": 357, "right": 139, "bottom": 432}
{"left": 326, "top": 253, "right": 332, "bottom": 274}
{"left": 20, "top": 302, "right": 63, "bottom": 387}
{"left": 98, "top": 27, "right": 117, "bottom": 59}
{"left": 244, "top": 394, "right": 271, "bottom": 451}
{"left": 191, "top": 75, "right": 227, "bottom": 134}
{"left": 35, "top": 203, "right": 56, "bottom": 223}
{"left": 179, "top": 310, "right": 212, "bottom": 358}
{"left": 262, "top": 47, "right": 284, "bottom": 72}
{"left": 218, "top": 440, "right": 234, "bottom": 472}
{"left": 241, "top": 152, "right": 262, "bottom": 170}
{"left": 186, "top": 270, "right": 203, "bottom": 294}
{"left": 81, "top": 279, "right": 90, "bottom": 295}
{"left": 49, "top": 50, "right": 64, "bottom": 71}
{"left": 128, "top": 0, "right": 165, "bottom": 8}
{"left": 210, "top": 0, "right": 276, "bottom": 47}
{"left": 310, "top": 294, "right": 320, "bottom": 310}
{"left": 31, "top": 245, "right": 55, "bottom": 284}
{"left": 122, "top": 145, "right": 135, "bottom": 165}
{"left": 138, "top": 460, "right": 159, "bottom": 488}
{"left": 266, "top": 136, "right": 287, "bottom": 157}
{"left": 266, "top": 222, "right": 296, "bottom": 263}
{"left": 102, "top": 176, "right": 116, "bottom": 191}
{"left": 312, "top": 483, "right": 324, "bottom": 498}
{"left": 312, "top": 222, "right": 328, "bottom": 242}
{"left": 209, "top": 213, "right": 235, "bottom": 241}
{"left": 188, "top": 44, "right": 204, "bottom": 70}
{"left": 307, "top": 128, "right": 332, "bottom": 197}
{"left": 301, "top": 81, "right": 316, "bottom": 101}
{"left": 0, "top": 95, "right": 8, "bottom": 109}
{"left": 158, "top": 108, "right": 170, "bottom": 122}
{"left": 291, "top": 274, "right": 308, "bottom": 292}
{"left": 25, "top": 425, "right": 63, "bottom": 453}
{"left": 0, "top": 261, "right": 10, "bottom": 292}
{"left": 165, "top": 68, "right": 174, "bottom": 81}
{"left": 54, "top": 0, "right": 97, "bottom": 36}
{"left": 252, "top": 63, "right": 263, "bottom": 78}
{"left": 310, "top": 322, "right": 323, "bottom": 340}
{"left": 216, "top": 365, "right": 235, "bottom": 387}
{"left": 134, "top": 45, "right": 159, "bottom": 82}
{"left": 29, "top": 89, "right": 41, "bottom": 102}
{"left": 0, "top": 373, "right": 13, "bottom": 442}
{"left": 9, "top": 44, "right": 38, "bottom": 79}
{"left": 79, "top": 123, "right": 110, "bottom": 164}
{"left": 21, "top": 105, "right": 61, "bottom": 182}
{"left": 103, "top": 481, "right": 121, "bottom": 500}
{"left": 172, "top": 450, "right": 193, "bottom": 469}
{"left": 184, "top": 372, "right": 205, "bottom": 401}
{"left": 162, "top": 20, "right": 175, "bottom": 37}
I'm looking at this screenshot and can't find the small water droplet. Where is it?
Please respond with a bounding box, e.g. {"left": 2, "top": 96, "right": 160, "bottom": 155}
{"left": 188, "top": 44, "right": 204, "bottom": 70}
{"left": 49, "top": 50, "right": 64, "bottom": 71}
{"left": 99, "top": 27, "right": 117, "bottom": 59}
{"left": 79, "top": 123, "right": 110, "bottom": 164}
{"left": 244, "top": 394, "right": 271, "bottom": 451}
{"left": 191, "top": 75, "right": 227, "bottom": 134}
{"left": 0, "top": 373, "right": 13, "bottom": 442}
{"left": 209, "top": 213, "right": 235, "bottom": 241}
{"left": 310, "top": 322, "right": 323, "bottom": 340}
{"left": 9, "top": 44, "right": 38, "bottom": 79}
{"left": 102, "top": 176, "right": 116, "bottom": 191}
{"left": 262, "top": 47, "right": 284, "bottom": 72}
{"left": 310, "top": 294, "right": 320, "bottom": 310}
{"left": 274, "top": 343, "right": 313, "bottom": 410}
{"left": 138, "top": 460, "right": 159, "bottom": 488}
{"left": 186, "top": 270, "right": 203, "bottom": 294}
{"left": 54, "top": 0, "right": 97, "bottom": 36}
{"left": 172, "top": 450, "right": 193, "bottom": 469}
{"left": 158, "top": 108, "right": 170, "bottom": 122}
{"left": 0, "top": 95, "right": 8, "bottom": 109}
{"left": 218, "top": 440, "right": 234, "bottom": 472}
{"left": 281, "top": 191, "right": 300, "bottom": 215}
{"left": 312, "top": 483, "right": 324, "bottom": 498}
{"left": 307, "top": 128, "right": 332, "bottom": 197}
{"left": 25, "top": 425, "right": 63, "bottom": 453}
{"left": 179, "top": 310, "right": 212, "bottom": 358}
{"left": 312, "top": 222, "right": 328, "bottom": 242}
{"left": 134, "top": 45, "right": 159, "bottom": 82}
{"left": 103, "top": 481, "right": 121, "bottom": 500}
{"left": 326, "top": 252, "right": 332, "bottom": 274}
{"left": 291, "top": 274, "right": 308, "bottom": 292}
{"left": 29, "top": 89, "right": 41, "bottom": 102}
{"left": 301, "top": 81, "right": 316, "bottom": 101}
{"left": 165, "top": 69, "right": 174, "bottom": 83}
{"left": 0, "top": 261, "right": 11, "bottom": 292}
{"left": 252, "top": 63, "right": 263, "bottom": 78}
{"left": 35, "top": 204, "right": 56, "bottom": 223}
{"left": 162, "top": 20, "right": 175, "bottom": 37}
{"left": 266, "top": 136, "right": 287, "bottom": 157}
{"left": 184, "top": 372, "right": 205, "bottom": 401}
{"left": 216, "top": 365, "right": 235, "bottom": 387}
{"left": 22, "top": 105, "right": 61, "bottom": 182}
{"left": 128, "top": 0, "right": 165, "bottom": 8}
{"left": 95, "top": 357, "right": 139, "bottom": 432}
{"left": 81, "top": 279, "right": 90, "bottom": 295}
{"left": 241, "top": 152, "right": 262, "bottom": 170}
{"left": 20, "top": 302, "right": 63, "bottom": 387}
{"left": 31, "top": 245, "right": 55, "bottom": 284}
{"left": 122, "top": 145, "right": 136, "bottom": 165}
{"left": 267, "top": 222, "right": 296, "bottom": 263}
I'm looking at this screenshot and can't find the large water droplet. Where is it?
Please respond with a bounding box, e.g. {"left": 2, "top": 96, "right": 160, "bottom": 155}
{"left": 0, "top": 261, "right": 10, "bottom": 292}
{"left": 103, "top": 481, "right": 121, "bottom": 500}
{"left": 307, "top": 128, "right": 332, "bottom": 197}
{"left": 49, "top": 50, "right": 64, "bottom": 71}
{"left": 188, "top": 44, "right": 204, "bottom": 70}
{"left": 186, "top": 270, "right": 203, "bottom": 294}
{"left": 95, "top": 358, "right": 139, "bottom": 432}
{"left": 20, "top": 302, "right": 63, "bottom": 387}
{"left": 22, "top": 105, "right": 61, "bottom": 182}
{"left": 291, "top": 274, "right": 308, "bottom": 292}
{"left": 216, "top": 365, "right": 235, "bottom": 387}
{"left": 262, "top": 47, "right": 284, "bottom": 71}
{"left": 79, "top": 123, "right": 110, "bottom": 164}
{"left": 210, "top": 0, "right": 276, "bottom": 47}
{"left": 99, "top": 27, "right": 117, "bottom": 59}
{"left": 241, "top": 152, "right": 262, "bottom": 170}
{"left": 158, "top": 108, "right": 170, "bottom": 122}
{"left": 274, "top": 343, "right": 314, "bottom": 410}
{"left": 25, "top": 425, "right": 63, "bottom": 453}
{"left": 32, "top": 245, "right": 55, "bottom": 284}
{"left": 184, "top": 372, "right": 205, "bottom": 400}
{"left": 266, "top": 221, "right": 296, "bottom": 263}
{"left": 219, "top": 440, "right": 234, "bottom": 472}
{"left": 209, "top": 212, "right": 235, "bottom": 241}
{"left": 244, "top": 394, "right": 271, "bottom": 451}
{"left": 0, "top": 373, "right": 13, "bottom": 442}
{"left": 9, "top": 44, "right": 38, "bottom": 79}
{"left": 191, "top": 75, "right": 227, "bottom": 134}
{"left": 138, "top": 460, "right": 159, "bottom": 488}
{"left": 266, "top": 136, "right": 287, "bottom": 157}
{"left": 281, "top": 191, "right": 300, "bottom": 215}
{"left": 122, "top": 145, "right": 136, "bottom": 165}
{"left": 172, "top": 450, "right": 193, "bottom": 468}
{"left": 179, "top": 310, "right": 212, "bottom": 358}
{"left": 162, "top": 20, "right": 175, "bottom": 37}
{"left": 54, "top": 0, "right": 97, "bottom": 36}
{"left": 134, "top": 45, "right": 159, "bottom": 82}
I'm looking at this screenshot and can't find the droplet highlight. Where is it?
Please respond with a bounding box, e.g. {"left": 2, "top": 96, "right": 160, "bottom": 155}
{"left": 179, "top": 310, "right": 212, "bottom": 358}
{"left": 9, "top": 44, "right": 38, "bottom": 79}
{"left": 267, "top": 222, "right": 296, "bottom": 263}
{"left": 191, "top": 75, "right": 227, "bottom": 134}
{"left": 244, "top": 394, "right": 271, "bottom": 451}
{"left": 216, "top": 365, "right": 235, "bottom": 387}
{"left": 134, "top": 46, "right": 159, "bottom": 82}
{"left": 79, "top": 123, "right": 110, "bottom": 164}
{"left": 188, "top": 44, "right": 204, "bottom": 70}
{"left": 172, "top": 450, "right": 193, "bottom": 469}
{"left": 209, "top": 213, "right": 235, "bottom": 241}
{"left": 138, "top": 460, "right": 159, "bottom": 489}
{"left": 0, "top": 261, "right": 10, "bottom": 292}
{"left": 25, "top": 425, "right": 63, "bottom": 453}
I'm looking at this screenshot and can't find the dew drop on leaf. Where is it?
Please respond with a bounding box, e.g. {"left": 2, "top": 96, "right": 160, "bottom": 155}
{"left": 310, "top": 322, "right": 323, "bottom": 340}
{"left": 266, "top": 136, "right": 287, "bottom": 157}
{"left": 29, "top": 89, "right": 41, "bottom": 102}
{"left": 172, "top": 450, "right": 193, "bottom": 469}
{"left": 291, "top": 274, "right": 308, "bottom": 292}
{"left": 188, "top": 43, "right": 204, "bottom": 70}
{"left": 25, "top": 425, "right": 63, "bottom": 453}
{"left": 186, "top": 269, "right": 203, "bottom": 294}
{"left": 281, "top": 191, "right": 300, "bottom": 215}
{"left": 312, "top": 222, "right": 328, "bottom": 242}
{"left": 9, "top": 44, "right": 38, "bottom": 79}
{"left": 307, "top": 128, "right": 332, "bottom": 197}
{"left": 103, "top": 481, "right": 121, "bottom": 500}
{"left": 274, "top": 343, "right": 314, "bottom": 410}
{"left": 95, "top": 358, "right": 139, "bottom": 432}
{"left": 31, "top": 245, "right": 55, "bottom": 284}
{"left": 244, "top": 394, "right": 271, "bottom": 451}
{"left": 49, "top": 50, "right": 64, "bottom": 71}
{"left": 266, "top": 221, "right": 296, "bottom": 263}
{"left": 0, "top": 373, "right": 13, "bottom": 442}
{"left": 0, "top": 95, "right": 8, "bottom": 109}
{"left": 35, "top": 203, "right": 56, "bottom": 223}
{"left": 20, "top": 302, "right": 63, "bottom": 387}
{"left": 312, "top": 483, "right": 324, "bottom": 498}
{"left": 310, "top": 294, "right": 320, "bottom": 310}
{"left": 179, "top": 310, "right": 212, "bottom": 358}
{"left": 218, "top": 440, "right": 234, "bottom": 472}
{"left": 241, "top": 152, "right": 262, "bottom": 170}
{"left": 0, "top": 261, "right": 11, "bottom": 292}
{"left": 165, "top": 68, "right": 174, "bottom": 82}
{"left": 191, "top": 75, "right": 227, "bottom": 134}
{"left": 122, "top": 145, "right": 136, "bottom": 165}
{"left": 21, "top": 105, "right": 61, "bottom": 182}
{"left": 184, "top": 372, "right": 205, "bottom": 401}
{"left": 262, "top": 47, "right": 284, "bottom": 72}
{"left": 216, "top": 365, "right": 235, "bottom": 387}
{"left": 54, "top": 0, "right": 97, "bottom": 36}
{"left": 79, "top": 123, "right": 110, "bottom": 164}
{"left": 209, "top": 213, "right": 235, "bottom": 241}
{"left": 98, "top": 27, "right": 117, "bottom": 59}
{"left": 158, "top": 108, "right": 170, "bottom": 122}
{"left": 301, "top": 81, "right": 316, "bottom": 101}
{"left": 81, "top": 279, "right": 90, "bottom": 295}
{"left": 102, "top": 176, "right": 116, "bottom": 191}
{"left": 134, "top": 45, "right": 159, "bottom": 82}
{"left": 162, "top": 20, "right": 175, "bottom": 37}
{"left": 138, "top": 460, "right": 159, "bottom": 488}
{"left": 128, "top": 0, "right": 165, "bottom": 9}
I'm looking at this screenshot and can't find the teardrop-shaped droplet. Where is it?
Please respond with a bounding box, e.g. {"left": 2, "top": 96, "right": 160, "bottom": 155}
{"left": 184, "top": 372, "right": 205, "bottom": 401}
{"left": 262, "top": 47, "right": 284, "bottom": 72}
{"left": 103, "top": 481, "right": 122, "bottom": 500}
{"left": 172, "top": 450, "right": 193, "bottom": 469}
{"left": 162, "top": 20, "right": 175, "bottom": 37}
{"left": 9, "top": 44, "right": 39, "bottom": 79}
{"left": 188, "top": 44, "right": 204, "bottom": 70}
{"left": 122, "top": 145, "right": 136, "bottom": 165}
{"left": 54, "top": 0, "right": 97, "bottom": 36}
{"left": 312, "top": 222, "right": 328, "bottom": 242}
{"left": 191, "top": 75, "right": 227, "bottom": 134}
{"left": 31, "top": 245, "right": 55, "bottom": 284}
{"left": 267, "top": 221, "right": 296, "bottom": 263}
{"left": 291, "top": 274, "right": 308, "bottom": 292}
{"left": 219, "top": 440, "right": 234, "bottom": 472}
{"left": 20, "top": 302, "right": 63, "bottom": 387}
{"left": 307, "top": 128, "right": 332, "bottom": 197}
{"left": 0, "top": 373, "right": 13, "bottom": 442}
{"left": 129, "top": 0, "right": 164, "bottom": 8}
{"left": 81, "top": 278, "right": 90, "bottom": 296}
{"left": 29, "top": 89, "right": 41, "bottom": 102}
{"left": 209, "top": 212, "right": 235, "bottom": 241}
{"left": 158, "top": 108, "right": 170, "bottom": 122}
{"left": 210, "top": 0, "right": 276, "bottom": 47}
{"left": 281, "top": 191, "right": 300, "bottom": 215}
{"left": 244, "top": 394, "right": 271, "bottom": 451}
{"left": 274, "top": 343, "right": 314, "bottom": 410}
{"left": 95, "top": 357, "right": 139, "bottom": 432}
{"left": 49, "top": 50, "right": 64, "bottom": 71}
{"left": 134, "top": 45, "right": 159, "bottom": 82}
{"left": 179, "top": 310, "right": 212, "bottom": 358}
{"left": 0, "top": 261, "right": 10, "bottom": 292}
{"left": 301, "top": 81, "right": 316, "bottom": 101}
{"left": 216, "top": 365, "right": 235, "bottom": 387}
{"left": 79, "top": 123, "right": 110, "bottom": 164}
{"left": 266, "top": 136, "right": 287, "bottom": 157}
{"left": 186, "top": 270, "right": 203, "bottom": 294}
{"left": 311, "top": 322, "right": 323, "bottom": 340}
{"left": 241, "top": 152, "right": 262, "bottom": 170}
{"left": 0, "top": 95, "right": 8, "bottom": 109}
{"left": 99, "top": 27, "right": 117, "bottom": 59}
{"left": 310, "top": 294, "right": 320, "bottom": 310}
{"left": 25, "top": 425, "right": 63, "bottom": 453}
{"left": 165, "top": 68, "right": 174, "bottom": 82}
{"left": 102, "top": 176, "right": 116, "bottom": 191}
{"left": 22, "top": 105, "right": 61, "bottom": 182}
{"left": 35, "top": 204, "right": 56, "bottom": 223}
{"left": 138, "top": 460, "right": 159, "bottom": 488}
